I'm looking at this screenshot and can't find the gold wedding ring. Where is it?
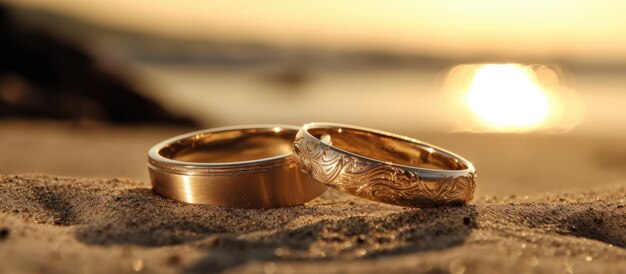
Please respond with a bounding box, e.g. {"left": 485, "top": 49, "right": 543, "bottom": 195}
{"left": 148, "top": 125, "right": 327, "bottom": 208}
{"left": 294, "top": 123, "right": 476, "bottom": 208}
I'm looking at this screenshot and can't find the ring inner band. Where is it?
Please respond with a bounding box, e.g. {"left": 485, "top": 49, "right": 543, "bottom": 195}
{"left": 307, "top": 128, "right": 467, "bottom": 170}
{"left": 159, "top": 129, "right": 294, "bottom": 164}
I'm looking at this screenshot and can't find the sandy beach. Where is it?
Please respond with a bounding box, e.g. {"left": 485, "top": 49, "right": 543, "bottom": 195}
{"left": 0, "top": 121, "right": 624, "bottom": 274}
{"left": 2, "top": 2, "right": 626, "bottom": 273}
{"left": 0, "top": 174, "right": 624, "bottom": 274}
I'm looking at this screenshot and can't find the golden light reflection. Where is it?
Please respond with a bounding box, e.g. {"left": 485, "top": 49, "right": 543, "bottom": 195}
{"left": 444, "top": 64, "right": 584, "bottom": 133}
{"left": 182, "top": 176, "right": 194, "bottom": 202}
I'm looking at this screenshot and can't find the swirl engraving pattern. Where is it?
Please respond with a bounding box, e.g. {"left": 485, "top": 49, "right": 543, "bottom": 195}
{"left": 293, "top": 135, "right": 476, "bottom": 207}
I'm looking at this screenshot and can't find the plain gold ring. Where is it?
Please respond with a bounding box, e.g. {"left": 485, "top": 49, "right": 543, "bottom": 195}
{"left": 148, "top": 125, "right": 327, "bottom": 208}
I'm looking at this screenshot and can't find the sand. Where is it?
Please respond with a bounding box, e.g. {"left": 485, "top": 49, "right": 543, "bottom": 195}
{"left": 0, "top": 174, "right": 625, "bottom": 274}
{"left": 0, "top": 120, "right": 625, "bottom": 273}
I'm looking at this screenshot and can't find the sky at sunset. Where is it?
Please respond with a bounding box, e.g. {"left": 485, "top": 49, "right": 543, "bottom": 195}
{"left": 7, "top": 0, "right": 626, "bottom": 62}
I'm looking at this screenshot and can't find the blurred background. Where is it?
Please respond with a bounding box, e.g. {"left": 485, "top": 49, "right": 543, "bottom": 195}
{"left": 1, "top": 0, "right": 625, "bottom": 196}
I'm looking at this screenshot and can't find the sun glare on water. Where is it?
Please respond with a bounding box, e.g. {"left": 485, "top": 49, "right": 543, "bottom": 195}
{"left": 444, "top": 64, "right": 583, "bottom": 133}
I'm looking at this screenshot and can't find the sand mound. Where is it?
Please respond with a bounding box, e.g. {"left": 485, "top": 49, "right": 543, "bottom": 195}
{"left": 0, "top": 174, "right": 624, "bottom": 274}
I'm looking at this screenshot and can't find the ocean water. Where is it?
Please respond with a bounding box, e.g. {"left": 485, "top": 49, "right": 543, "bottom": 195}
{"left": 130, "top": 63, "right": 626, "bottom": 136}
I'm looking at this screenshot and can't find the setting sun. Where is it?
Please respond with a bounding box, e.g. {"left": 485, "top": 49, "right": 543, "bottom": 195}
{"left": 444, "top": 64, "right": 583, "bottom": 133}
{"left": 466, "top": 64, "right": 549, "bottom": 130}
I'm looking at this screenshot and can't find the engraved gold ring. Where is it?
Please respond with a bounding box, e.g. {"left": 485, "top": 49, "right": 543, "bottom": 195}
{"left": 148, "top": 125, "right": 327, "bottom": 208}
{"left": 293, "top": 123, "right": 476, "bottom": 207}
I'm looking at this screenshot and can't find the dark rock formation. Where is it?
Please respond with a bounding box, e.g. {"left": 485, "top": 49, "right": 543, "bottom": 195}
{"left": 0, "top": 5, "right": 197, "bottom": 125}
